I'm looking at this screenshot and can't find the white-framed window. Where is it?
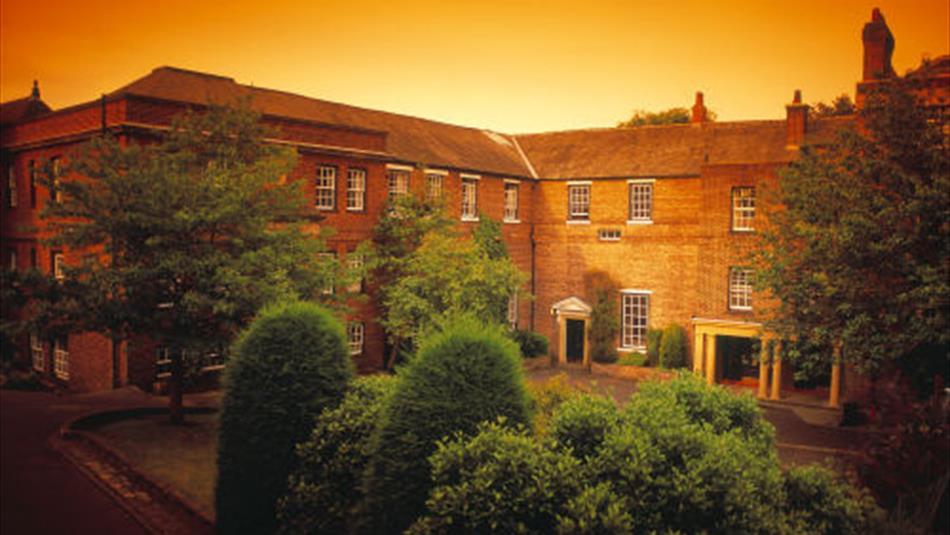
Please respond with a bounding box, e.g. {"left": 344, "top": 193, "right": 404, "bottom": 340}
{"left": 30, "top": 333, "right": 45, "bottom": 372}
{"left": 503, "top": 181, "right": 519, "bottom": 222}
{"left": 7, "top": 165, "right": 17, "bottom": 208}
{"left": 52, "top": 252, "right": 65, "bottom": 281}
{"left": 315, "top": 165, "right": 336, "bottom": 210}
{"left": 628, "top": 180, "right": 653, "bottom": 223}
{"left": 729, "top": 267, "right": 754, "bottom": 311}
{"left": 425, "top": 171, "right": 445, "bottom": 202}
{"left": 346, "top": 253, "right": 364, "bottom": 293}
{"left": 567, "top": 183, "right": 590, "bottom": 221}
{"left": 50, "top": 157, "right": 62, "bottom": 203}
{"left": 318, "top": 252, "right": 336, "bottom": 295}
{"left": 155, "top": 347, "right": 172, "bottom": 378}
{"left": 621, "top": 291, "right": 650, "bottom": 350}
{"left": 732, "top": 186, "right": 755, "bottom": 231}
{"left": 346, "top": 168, "right": 366, "bottom": 211}
{"left": 461, "top": 176, "right": 479, "bottom": 221}
{"left": 598, "top": 228, "right": 622, "bottom": 241}
{"left": 386, "top": 168, "right": 411, "bottom": 203}
{"left": 53, "top": 335, "right": 69, "bottom": 380}
{"left": 347, "top": 322, "right": 364, "bottom": 355}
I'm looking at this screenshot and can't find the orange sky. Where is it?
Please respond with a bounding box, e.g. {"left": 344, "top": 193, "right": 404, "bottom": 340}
{"left": 1, "top": 0, "right": 947, "bottom": 133}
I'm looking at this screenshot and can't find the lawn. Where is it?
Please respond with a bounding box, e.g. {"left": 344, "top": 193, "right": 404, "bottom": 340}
{"left": 91, "top": 412, "right": 219, "bottom": 520}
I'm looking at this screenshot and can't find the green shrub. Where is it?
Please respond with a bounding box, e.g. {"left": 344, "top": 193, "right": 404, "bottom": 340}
{"left": 555, "top": 482, "right": 634, "bottom": 535}
{"left": 549, "top": 394, "right": 622, "bottom": 461}
{"left": 409, "top": 420, "right": 581, "bottom": 534}
{"left": 527, "top": 372, "right": 583, "bottom": 436}
{"left": 617, "top": 352, "right": 647, "bottom": 366}
{"left": 215, "top": 302, "right": 353, "bottom": 535}
{"left": 658, "top": 323, "right": 688, "bottom": 368}
{"left": 783, "top": 465, "right": 881, "bottom": 535}
{"left": 589, "top": 288, "right": 619, "bottom": 364}
{"left": 645, "top": 328, "right": 663, "bottom": 366}
{"left": 359, "top": 316, "right": 533, "bottom": 534}
{"left": 512, "top": 329, "right": 550, "bottom": 358}
{"left": 277, "top": 375, "right": 396, "bottom": 534}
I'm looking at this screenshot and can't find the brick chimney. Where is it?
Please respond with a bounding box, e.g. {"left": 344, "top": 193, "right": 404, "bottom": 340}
{"left": 691, "top": 91, "right": 708, "bottom": 123}
{"left": 862, "top": 8, "right": 895, "bottom": 80}
{"left": 786, "top": 90, "right": 808, "bottom": 148}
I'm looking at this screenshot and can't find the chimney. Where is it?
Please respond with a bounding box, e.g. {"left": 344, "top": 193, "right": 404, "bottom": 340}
{"left": 691, "top": 91, "right": 708, "bottom": 123}
{"left": 30, "top": 80, "right": 40, "bottom": 100}
{"left": 862, "top": 8, "right": 895, "bottom": 80}
{"left": 786, "top": 90, "right": 808, "bottom": 148}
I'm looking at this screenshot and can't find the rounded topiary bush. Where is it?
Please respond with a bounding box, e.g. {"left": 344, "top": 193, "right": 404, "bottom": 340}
{"left": 359, "top": 316, "right": 532, "bottom": 535}
{"left": 659, "top": 323, "right": 688, "bottom": 369}
{"left": 549, "top": 394, "right": 622, "bottom": 460}
{"left": 277, "top": 375, "right": 396, "bottom": 535}
{"left": 215, "top": 301, "right": 353, "bottom": 535}
{"left": 512, "top": 329, "right": 550, "bottom": 358}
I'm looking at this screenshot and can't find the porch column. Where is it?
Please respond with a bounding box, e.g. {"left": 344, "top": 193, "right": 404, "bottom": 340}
{"left": 693, "top": 332, "right": 705, "bottom": 374}
{"left": 704, "top": 333, "right": 717, "bottom": 384}
{"left": 557, "top": 315, "right": 566, "bottom": 365}
{"left": 770, "top": 341, "right": 783, "bottom": 400}
{"left": 829, "top": 343, "right": 842, "bottom": 408}
{"left": 757, "top": 338, "right": 770, "bottom": 399}
{"left": 582, "top": 318, "right": 590, "bottom": 367}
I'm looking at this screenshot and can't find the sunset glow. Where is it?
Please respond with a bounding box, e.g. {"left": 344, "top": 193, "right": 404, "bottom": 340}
{"left": 2, "top": 0, "right": 948, "bottom": 132}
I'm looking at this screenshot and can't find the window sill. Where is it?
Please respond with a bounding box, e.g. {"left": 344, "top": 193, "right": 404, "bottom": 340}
{"left": 503, "top": 219, "right": 521, "bottom": 224}
{"left": 617, "top": 346, "right": 646, "bottom": 353}
{"left": 729, "top": 306, "right": 753, "bottom": 312}
{"left": 626, "top": 219, "right": 653, "bottom": 225}
{"left": 731, "top": 228, "right": 755, "bottom": 233}
{"left": 566, "top": 220, "right": 590, "bottom": 225}
{"left": 461, "top": 216, "right": 480, "bottom": 222}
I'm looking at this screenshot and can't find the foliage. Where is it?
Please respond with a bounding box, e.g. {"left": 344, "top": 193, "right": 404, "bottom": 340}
{"left": 616, "top": 106, "right": 716, "bottom": 128}
{"left": 755, "top": 81, "right": 949, "bottom": 375}
{"left": 645, "top": 328, "right": 663, "bottom": 367}
{"left": 783, "top": 465, "right": 881, "bottom": 535}
{"left": 215, "top": 301, "right": 353, "bottom": 535}
{"left": 277, "top": 375, "right": 396, "bottom": 535}
{"left": 658, "top": 324, "right": 688, "bottom": 369}
{"left": 617, "top": 352, "right": 647, "bottom": 367}
{"left": 549, "top": 394, "right": 622, "bottom": 461}
{"left": 359, "top": 316, "right": 532, "bottom": 535}
{"left": 527, "top": 372, "right": 583, "bottom": 436}
{"left": 409, "top": 420, "right": 582, "bottom": 535}
{"left": 588, "top": 287, "right": 619, "bottom": 364}
{"left": 472, "top": 215, "right": 509, "bottom": 260}
{"left": 34, "top": 103, "right": 338, "bottom": 421}
{"left": 811, "top": 94, "right": 856, "bottom": 117}
{"left": 511, "top": 329, "right": 550, "bottom": 358}
{"left": 555, "top": 482, "right": 634, "bottom": 535}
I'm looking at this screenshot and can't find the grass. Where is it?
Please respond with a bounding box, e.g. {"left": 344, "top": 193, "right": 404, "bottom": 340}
{"left": 91, "top": 412, "right": 219, "bottom": 520}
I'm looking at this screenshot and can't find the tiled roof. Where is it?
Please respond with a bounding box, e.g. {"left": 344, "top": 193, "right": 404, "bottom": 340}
{"left": 110, "top": 67, "right": 533, "bottom": 177}
{"left": 0, "top": 96, "right": 51, "bottom": 126}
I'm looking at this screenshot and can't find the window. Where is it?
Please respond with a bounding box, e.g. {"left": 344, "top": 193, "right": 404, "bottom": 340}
{"left": 30, "top": 333, "right": 45, "bottom": 372}
{"left": 504, "top": 182, "right": 519, "bottom": 222}
{"left": 507, "top": 293, "right": 518, "bottom": 328}
{"left": 6, "top": 165, "right": 17, "bottom": 208}
{"left": 729, "top": 267, "right": 754, "bottom": 311}
{"left": 386, "top": 168, "right": 410, "bottom": 203}
{"left": 732, "top": 186, "right": 755, "bottom": 231}
{"left": 53, "top": 335, "right": 69, "bottom": 380}
{"left": 621, "top": 292, "right": 650, "bottom": 350}
{"left": 315, "top": 165, "right": 336, "bottom": 210}
{"left": 29, "top": 160, "right": 36, "bottom": 208}
{"left": 155, "top": 347, "right": 172, "bottom": 378}
{"left": 598, "top": 228, "right": 622, "bottom": 241}
{"left": 425, "top": 172, "right": 445, "bottom": 202}
{"left": 52, "top": 252, "right": 65, "bottom": 280}
{"left": 461, "top": 176, "right": 479, "bottom": 221}
{"left": 346, "top": 253, "right": 364, "bottom": 293}
{"left": 347, "top": 322, "right": 364, "bottom": 355}
{"left": 50, "top": 157, "right": 62, "bottom": 203}
{"left": 628, "top": 181, "right": 653, "bottom": 223}
{"left": 568, "top": 183, "right": 590, "bottom": 221}
{"left": 318, "top": 252, "right": 336, "bottom": 294}
{"left": 346, "top": 168, "right": 366, "bottom": 211}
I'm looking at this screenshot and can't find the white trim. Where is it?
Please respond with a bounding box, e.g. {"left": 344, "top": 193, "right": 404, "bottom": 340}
{"left": 566, "top": 220, "right": 590, "bottom": 225}
{"left": 691, "top": 317, "right": 763, "bottom": 328}
{"left": 620, "top": 288, "right": 653, "bottom": 294}
{"left": 461, "top": 216, "right": 480, "bottom": 222}
{"left": 627, "top": 178, "right": 656, "bottom": 184}
{"left": 567, "top": 180, "right": 592, "bottom": 185}
{"left": 626, "top": 220, "right": 654, "bottom": 225}
{"left": 424, "top": 168, "right": 449, "bottom": 176}
{"left": 504, "top": 219, "right": 522, "bottom": 224}
{"left": 503, "top": 178, "right": 520, "bottom": 184}
{"left": 386, "top": 163, "right": 414, "bottom": 172}
{"left": 460, "top": 173, "right": 481, "bottom": 180}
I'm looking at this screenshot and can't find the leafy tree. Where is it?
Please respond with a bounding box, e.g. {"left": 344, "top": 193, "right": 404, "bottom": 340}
{"left": 37, "top": 103, "right": 337, "bottom": 422}
{"left": 755, "top": 81, "right": 949, "bottom": 376}
{"left": 617, "top": 106, "right": 716, "bottom": 128}
{"left": 811, "top": 94, "right": 856, "bottom": 117}
{"left": 658, "top": 323, "right": 688, "bottom": 369}
{"left": 585, "top": 271, "right": 619, "bottom": 364}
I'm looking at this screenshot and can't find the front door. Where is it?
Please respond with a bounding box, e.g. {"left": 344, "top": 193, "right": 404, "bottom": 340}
{"left": 566, "top": 319, "right": 585, "bottom": 363}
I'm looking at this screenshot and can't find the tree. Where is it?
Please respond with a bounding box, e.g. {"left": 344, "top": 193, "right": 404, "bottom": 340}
{"left": 812, "top": 94, "right": 857, "bottom": 117}
{"left": 585, "top": 271, "right": 619, "bottom": 363}
{"left": 617, "top": 106, "right": 717, "bottom": 128}
{"left": 38, "top": 103, "right": 337, "bottom": 422}
{"left": 755, "top": 81, "right": 949, "bottom": 376}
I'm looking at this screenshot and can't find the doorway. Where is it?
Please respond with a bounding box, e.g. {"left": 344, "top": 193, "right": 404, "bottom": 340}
{"left": 566, "top": 319, "right": 585, "bottom": 363}
{"left": 717, "top": 335, "right": 760, "bottom": 381}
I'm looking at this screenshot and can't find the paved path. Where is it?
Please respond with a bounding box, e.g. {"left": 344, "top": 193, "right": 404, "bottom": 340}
{"left": 1, "top": 388, "right": 163, "bottom": 535}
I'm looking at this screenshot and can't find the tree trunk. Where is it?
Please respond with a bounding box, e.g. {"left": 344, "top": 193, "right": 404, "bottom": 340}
{"left": 384, "top": 337, "right": 400, "bottom": 372}
{"left": 169, "top": 350, "right": 185, "bottom": 425}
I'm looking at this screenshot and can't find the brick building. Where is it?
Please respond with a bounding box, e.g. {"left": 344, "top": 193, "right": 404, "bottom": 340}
{"left": 2, "top": 9, "right": 946, "bottom": 400}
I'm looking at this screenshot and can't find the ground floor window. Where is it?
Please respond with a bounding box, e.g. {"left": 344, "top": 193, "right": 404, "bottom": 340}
{"left": 729, "top": 267, "right": 754, "bottom": 311}
{"left": 621, "top": 292, "right": 649, "bottom": 350}
{"left": 347, "top": 322, "right": 364, "bottom": 355}
{"left": 53, "top": 336, "right": 69, "bottom": 380}
{"left": 30, "top": 333, "right": 45, "bottom": 372}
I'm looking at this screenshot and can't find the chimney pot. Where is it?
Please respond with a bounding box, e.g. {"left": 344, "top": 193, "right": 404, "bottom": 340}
{"left": 691, "top": 91, "right": 708, "bottom": 123}
{"left": 31, "top": 80, "right": 40, "bottom": 99}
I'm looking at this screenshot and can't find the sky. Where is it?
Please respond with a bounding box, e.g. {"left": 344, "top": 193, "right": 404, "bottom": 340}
{"left": 1, "top": 0, "right": 947, "bottom": 133}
